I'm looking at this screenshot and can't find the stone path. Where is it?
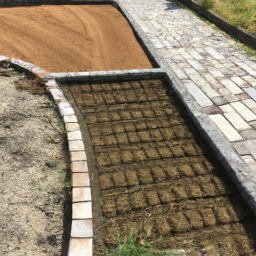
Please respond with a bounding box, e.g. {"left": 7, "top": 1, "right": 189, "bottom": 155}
{"left": 121, "top": 0, "right": 256, "bottom": 174}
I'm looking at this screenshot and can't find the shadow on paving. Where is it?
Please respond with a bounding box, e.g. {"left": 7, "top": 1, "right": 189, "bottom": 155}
{"left": 61, "top": 79, "right": 256, "bottom": 255}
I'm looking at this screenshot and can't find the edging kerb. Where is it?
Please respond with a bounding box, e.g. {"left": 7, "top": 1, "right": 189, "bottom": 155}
{"left": 176, "top": 0, "right": 256, "bottom": 50}
{"left": 45, "top": 68, "right": 164, "bottom": 83}
{"left": 0, "top": 56, "right": 93, "bottom": 256}
{"left": 45, "top": 80, "right": 93, "bottom": 256}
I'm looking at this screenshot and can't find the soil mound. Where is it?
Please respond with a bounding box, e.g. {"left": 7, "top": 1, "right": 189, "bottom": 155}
{"left": 0, "top": 5, "right": 152, "bottom": 72}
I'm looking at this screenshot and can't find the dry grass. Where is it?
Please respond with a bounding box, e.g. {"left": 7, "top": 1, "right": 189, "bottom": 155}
{"left": 0, "top": 67, "right": 71, "bottom": 255}
{"left": 198, "top": 0, "right": 256, "bottom": 36}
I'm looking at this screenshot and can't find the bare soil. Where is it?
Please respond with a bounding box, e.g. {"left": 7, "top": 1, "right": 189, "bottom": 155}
{"left": 61, "top": 79, "right": 256, "bottom": 256}
{"left": 0, "top": 5, "right": 152, "bottom": 73}
{"left": 0, "top": 63, "right": 71, "bottom": 256}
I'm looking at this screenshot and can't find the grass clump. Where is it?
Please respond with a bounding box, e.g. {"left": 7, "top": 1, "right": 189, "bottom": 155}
{"left": 195, "top": 0, "right": 256, "bottom": 36}
{"left": 199, "top": 0, "right": 213, "bottom": 10}
{"left": 106, "top": 215, "right": 183, "bottom": 256}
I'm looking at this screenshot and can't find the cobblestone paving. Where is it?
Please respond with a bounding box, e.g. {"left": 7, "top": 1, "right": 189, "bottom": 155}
{"left": 121, "top": 0, "right": 256, "bottom": 174}
{"left": 62, "top": 80, "right": 256, "bottom": 255}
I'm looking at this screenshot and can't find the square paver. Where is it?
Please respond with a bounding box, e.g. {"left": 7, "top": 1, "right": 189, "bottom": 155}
{"left": 73, "top": 202, "right": 92, "bottom": 219}
{"left": 71, "top": 161, "right": 89, "bottom": 172}
{"left": 69, "top": 238, "right": 92, "bottom": 256}
{"left": 71, "top": 220, "right": 93, "bottom": 238}
{"left": 72, "top": 173, "right": 90, "bottom": 187}
{"left": 73, "top": 187, "right": 91, "bottom": 202}
{"left": 66, "top": 123, "right": 80, "bottom": 132}
{"left": 69, "top": 140, "right": 85, "bottom": 151}
{"left": 70, "top": 151, "right": 87, "bottom": 161}
{"left": 64, "top": 115, "right": 78, "bottom": 123}
{"left": 67, "top": 131, "right": 83, "bottom": 141}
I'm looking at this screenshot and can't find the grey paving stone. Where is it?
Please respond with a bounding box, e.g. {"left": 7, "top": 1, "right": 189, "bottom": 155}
{"left": 240, "top": 130, "right": 256, "bottom": 140}
{"left": 244, "top": 140, "right": 256, "bottom": 160}
{"left": 232, "top": 142, "right": 250, "bottom": 155}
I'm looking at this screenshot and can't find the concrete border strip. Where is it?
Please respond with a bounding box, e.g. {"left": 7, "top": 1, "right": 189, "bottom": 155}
{"left": 45, "top": 68, "right": 164, "bottom": 82}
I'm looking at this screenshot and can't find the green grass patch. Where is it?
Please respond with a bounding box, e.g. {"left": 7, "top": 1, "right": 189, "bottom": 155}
{"left": 172, "top": 0, "right": 256, "bottom": 57}
{"left": 195, "top": 0, "right": 256, "bottom": 36}
{"left": 106, "top": 215, "right": 183, "bottom": 256}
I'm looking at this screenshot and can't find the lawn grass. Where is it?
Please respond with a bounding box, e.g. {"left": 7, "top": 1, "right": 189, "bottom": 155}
{"left": 197, "top": 0, "right": 256, "bottom": 36}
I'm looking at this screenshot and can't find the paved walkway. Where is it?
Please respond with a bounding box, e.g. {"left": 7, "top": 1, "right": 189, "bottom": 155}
{"left": 121, "top": 0, "right": 256, "bottom": 174}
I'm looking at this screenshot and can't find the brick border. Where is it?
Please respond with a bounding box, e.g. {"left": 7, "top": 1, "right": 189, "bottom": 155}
{"left": 1, "top": 55, "right": 94, "bottom": 255}
{"left": 1, "top": 1, "right": 256, "bottom": 254}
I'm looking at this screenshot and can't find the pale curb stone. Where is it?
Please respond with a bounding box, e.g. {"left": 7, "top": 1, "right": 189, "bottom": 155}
{"left": 72, "top": 173, "right": 90, "bottom": 187}
{"left": 242, "top": 156, "right": 256, "bottom": 174}
{"left": 58, "top": 102, "right": 71, "bottom": 109}
{"left": 66, "top": 123, "right": 80, "bottom": 132}
{"left": 231, "top": 102, "right": 256, "bottom": 122}
{"left": 68, "top": 131, "right": 83, "bottom": 141}
{"left": 61, "top": 107, "right": 75, "bottom": 116}
{"left": 0, "top": 55, "right": 9, "bottom": 61}
{"left": 73, "top": 202, "right": 92, "bottom": 219}
{"left": 69, "top": 140, "right": 85, "bottom": 151}
{"left": 73, "top": 187, "right": 91, "bottom": 202}
{"left": 49, "top": 88, "right": 64, "bottom": 103}
{"left": 45, "top": 79, "right": 58, "bottom": 87}
{"left": 64, "top": 115, "right": 78, "bottom": 123}
{"left": 70, "top": 151, "right": 87, "bottom": 162}
{"left": 71, "top": 161, "right": 89, "bottom": 173}
{"left": 210, "top": 114, "right": 243, "bottom": 142}
{"left": 71, "top": 220, "right": 93, "bottom": 238}
{"left": 69, "top": 238, "right": 92, "bottom": 256}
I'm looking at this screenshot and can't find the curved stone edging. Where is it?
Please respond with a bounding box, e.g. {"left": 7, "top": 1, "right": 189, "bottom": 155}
{"left": 176, "top": 0, "right": 256, "bottom": 50}
{"left": 0, "top": 55, "right": 93, "bottom": 255}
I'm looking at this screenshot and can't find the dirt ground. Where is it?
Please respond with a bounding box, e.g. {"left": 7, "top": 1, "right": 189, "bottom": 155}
{"left": 0, "top": 5, "right": 152, "bottom": 73}
{"left": 0, "top": 63, "right": 71, "bottom": 255}
{"left": 61, "top": 80, "right": 256, "bottom": 256}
